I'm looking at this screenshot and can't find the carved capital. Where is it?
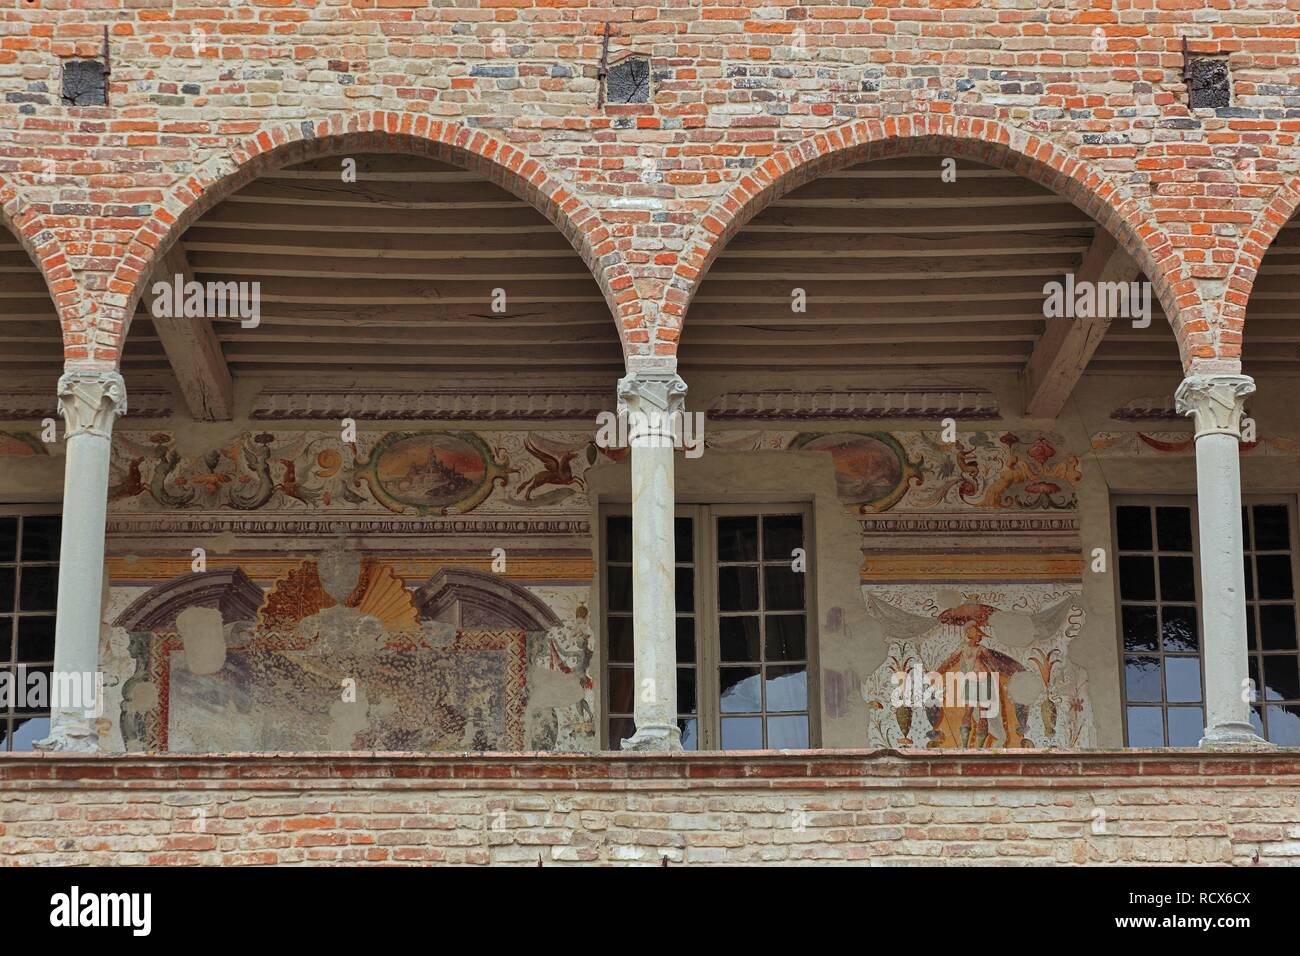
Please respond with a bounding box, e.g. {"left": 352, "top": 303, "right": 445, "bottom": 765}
{"left": 56, "top": 371, "right": 127, "bottom": 440}
{"left": 1174, "top": 373, "right": 1254, "bottom": 439}
{"left": 616, "top": 372, "right": 688, "bottom": 446}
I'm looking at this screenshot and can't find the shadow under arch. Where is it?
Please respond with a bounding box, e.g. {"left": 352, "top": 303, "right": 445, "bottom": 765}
{"left": 0, "top": 174, "right": 78, "bottom": 357}
{"left": 101, "top": 111, "right": 640, "bottom": 365}
{"left": 668, "top": 113, "right": 1204, "bottom": 369}
{"left": 1223, "top": 179, "right": 1300, "bottom": 368}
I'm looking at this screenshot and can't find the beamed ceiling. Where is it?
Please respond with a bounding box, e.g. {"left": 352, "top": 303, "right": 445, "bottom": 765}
{"left": 124, "top": 153, "right": 623, "bottom": 376}
{"left": 1, "top": 152, "right": 1298, "bottom": 393}
{"left": 686, "top": 156, "right": 1188, "bottom": 373}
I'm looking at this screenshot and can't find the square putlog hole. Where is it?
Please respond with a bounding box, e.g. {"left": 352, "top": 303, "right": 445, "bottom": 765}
{"left": 61, "top": 59, "right": 107, "bottom": 107}
{"left": 1186, "top": 56, "right": 1230, "bottom": 110}
{"left": 606, "top": 56, "right": 650, "bottom": 105}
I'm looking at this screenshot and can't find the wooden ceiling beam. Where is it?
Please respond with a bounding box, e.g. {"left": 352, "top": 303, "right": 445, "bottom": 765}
{"left": 139, "top": 243, "right": 235, "bottom": 422}
{"left": 1021, "top": 228, "right": 1144, "bottom": 419}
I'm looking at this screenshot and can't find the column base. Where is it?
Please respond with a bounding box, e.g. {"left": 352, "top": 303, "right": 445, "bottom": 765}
{"left": 33, "top": 715, "right": 99, "bottom": 753}
{"left": 620, "top": 723, "right": 683, "bottom": 752}
{"left": 1199, "top": 722, "right": 1274, "bottom": 750}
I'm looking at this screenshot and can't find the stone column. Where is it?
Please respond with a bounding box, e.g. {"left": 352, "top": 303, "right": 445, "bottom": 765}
{"left": 36, "top": 370, "right": 127, "bottom": 752}
{"left": 1174, "top": 372, "right": 1269, "bottom": 748}
{"left": 616, "top": 371, "right": 686, "bottom": 751}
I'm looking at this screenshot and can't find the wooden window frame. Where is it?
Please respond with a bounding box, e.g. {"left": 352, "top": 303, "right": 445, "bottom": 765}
{"left": 1111, "top": 494, "right": 1300, "bottom": 746}
{"left": 0, "top": 506, "right": 62, "bottom": 752}
{"left": 598, "top": 500, "right": 820, "bottom": 751}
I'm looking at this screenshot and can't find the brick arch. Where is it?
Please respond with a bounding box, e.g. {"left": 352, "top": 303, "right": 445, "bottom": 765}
{"left": 1224, "top": 180, "right": 1300, "bottom": 368}
{"left": 96, "top": 111, "right": 640, "bottom": 366}
{"left": 666, "top": 113, "right": 1208, "bottom": 370}
{"left": 0, "top": 175, "right": 79, "bottom": 345}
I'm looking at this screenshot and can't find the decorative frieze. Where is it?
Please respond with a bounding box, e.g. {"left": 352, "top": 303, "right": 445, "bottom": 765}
{"left": 707, "top": 386, "right": 999, "bottom": 421}
{"left": 250, "top": 386, "right": 611, "bottom": 422}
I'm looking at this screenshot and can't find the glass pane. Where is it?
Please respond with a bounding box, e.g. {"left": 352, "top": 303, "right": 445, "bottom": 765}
{"left": 675, "top": 616, "right": 695, "bottom": 663}
{"left": 678, "top": 717, "right": 698, "bottom": 751}
{"left": 607, "top": 565, "right": 632, "bottom": 613}
{"left": 1158, "top": 556, "right": 1195, "bottom": 602}
{"left": 1248, "top": 607, "right": 1258, "bottom": 649}
{"left": 608, "top": 615, "right": 633, "bottom": 663}
{"left": 762, "top": 514, "right": 803, "bottom": 561}
{"left": 1161, "top": 606, "right": 1199, "bottom": 652}
{"left": 1122, "top": 606, "right": 1157, "bottom": 652}
{"left": 1126, "top": 706, "right": 1164, "bottom": 746}
{"left": 717, "top": 516, "right": 758, "bottom": 562}
{"left": 720, "top": 716, "right": 763, "bottom": 750}
{"left": 16, "top": 616, "right": 55, "bottom": 664}
{"left": 0, "top": 568, "right": 13, "bottom": 614}
{"left": 1164, "top": 656, "right": 1202, "bottom": 703}
{"left": 719, "top": 666, "right": 762, "bottom": 713}
{"left": 675, "top": 566, "right": 694, "bottom": 613}
{"left": 1259, "top": 605, "right": 1298, "bottom": 651}
{"left": 1116, "top": 506, "right": 1152, "bottom": 551}
{"left": 10, "top": 715, "right": 49, "bottom": 752}
{"left": 0, "top": 621, "right": 10, "bottom": 662}
{"left": 1263, "top": 656, "right": 1299, "bottom": 702}
{"left": 1167, "top": 707, "right": 1204, "bottom": 747}
{"left": 763, "top": 565, "right": 804, "bottom": 611}
{"left": 765, "top": 614, "right": 806, "bottom": 661}
{"left": 0, "top": 518, "right": 16, "bottom": 563}
{"left": 1256, "top": 555, "right": 1294, "bottom": 600}
{"left": 1265, "top": 704, "right": 1300, "bottom": 745}
{"left": 719, "top": 616, "right": 760, "bottom": 662}
{"left": 1250, "top": 704, "right": 1265, "bottom": 738}
{"left": 608, "top": 716, "right": 634, "bottom": 749}
{"left": 1125, "top": 656, "right": 1161, "bottom": 702}
{"left": 608, "top": 666, "right": 634, "bottom": 713}
{"left": 1244, "top": 558, "right": 1255, "bottom": 600}
{"left": 1242, "top": 506, "right": 1252, "bottom": 549}
{"left": 718, "top": 566, "right": 759, "bottom": 612}
{"left": 764, "top": 665, "right": 807, "bottom": 711}
{"left": 1119, "top": 556, "right": 1156, "bottom": 600}
{"left": 1249, "top": 657, "right": 1261, "bottom": 701}
{"left": 1155, "top": 506, "right": 1193, "bottom": 552}
{"left": 21, "top": 516, "right": 60, "bottom": 562}
{"left": 767, "top": 714, "right": 809, "bottom": 749}
{"left": 606, "top": 516, "right": 632, "bottom": 562}
{"left": 674, "top": 516, "right": 693, "bottom": 563}
{"left": 677, "top": 667, "right": 697, "bottom": 714}
{"left": 1253, "top": 505, "right": 1291, "bottom": 551}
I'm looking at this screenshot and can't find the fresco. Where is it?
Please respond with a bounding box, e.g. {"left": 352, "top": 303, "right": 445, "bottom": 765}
{"left": 855, "top": 586, "right": 1095, "bottom": 749}
{"left": 108, "top": 429, "right": 607, "bottom": 516}
{"left": 111, "top": 554, "right": 596, "bottom": 753}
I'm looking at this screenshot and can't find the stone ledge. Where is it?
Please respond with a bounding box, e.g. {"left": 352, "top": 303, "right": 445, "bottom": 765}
{"left": 2, "top": 748, "right": 1298, "bottom": 791}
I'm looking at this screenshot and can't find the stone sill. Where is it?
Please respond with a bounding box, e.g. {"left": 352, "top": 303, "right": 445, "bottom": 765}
{"left": 3, "top": 748, "right": 1299, "bottom": 790}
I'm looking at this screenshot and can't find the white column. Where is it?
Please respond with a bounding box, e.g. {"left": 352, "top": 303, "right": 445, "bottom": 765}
{"left": 1174, "top": 372, "right": 1270, "bottom": 748}
{"left": 36, "top": 369, "right": 127, "bottom": 752}
{"left": 616, "top": 371, "right": 686, "bottom": 752}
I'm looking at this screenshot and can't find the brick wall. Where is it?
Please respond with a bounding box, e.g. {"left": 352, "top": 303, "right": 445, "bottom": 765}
{"left": 2, "top": 2, "right": 1299, "bottom": 369}
{"left": 3, "top": 750, "right": 1299, "bottom": 865}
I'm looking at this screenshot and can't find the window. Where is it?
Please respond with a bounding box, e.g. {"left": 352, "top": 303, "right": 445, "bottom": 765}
{"left": 1113, "top": 498, "right": 1300, "bottom": 746}
{"left": 0, "top": 511, "right": 61, "bottom": 751}
{"left": 601, "top": 504, "right": 816, "bottom": 750}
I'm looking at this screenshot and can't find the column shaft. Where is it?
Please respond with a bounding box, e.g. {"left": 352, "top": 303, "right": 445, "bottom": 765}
{"left": 617, "top": 371, "right": 686, "bottom": 752}
{"left": 38, "top": 370, "right": 126, "bottom": 752}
